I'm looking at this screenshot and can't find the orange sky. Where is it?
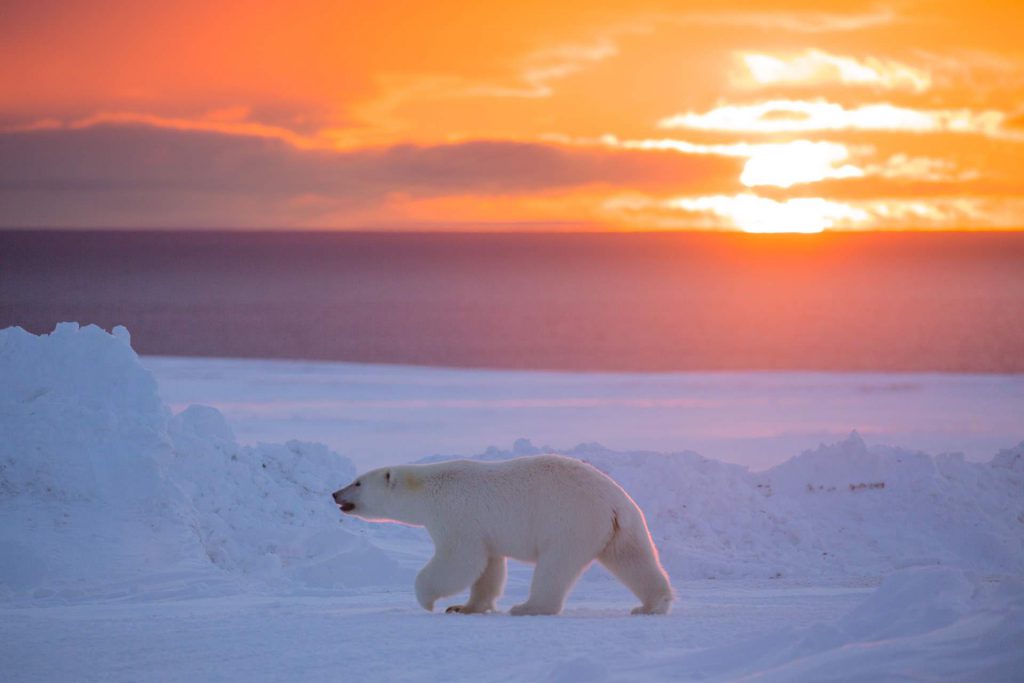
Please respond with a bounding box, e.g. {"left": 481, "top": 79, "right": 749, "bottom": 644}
{"left": 2, "top": 0, "right": 1023, "bottom": 231}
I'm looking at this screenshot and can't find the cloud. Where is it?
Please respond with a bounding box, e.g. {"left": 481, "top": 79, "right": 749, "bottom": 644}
{"left": 0, "top": 122, "right": 740, "bottom": 227}
{"left": 658, "top": 100, "right": 1010, "bottom": 137}
{"left": 602, "top": 190, "right": 1024, "bottom": 232}
{"left": 596, "top": 135, "right": 864, "bottom": 189}
{"left": 677, "top": 6, "right": 898, "bottom": 33}
{"left": 599, "top": 192, "right": 869, "bottom": 232}
{"left": 332, "top": 46, "right": 619, "bottom": 147}
{"left": 865, "top": 154, "right": 978, "bottom": 183}
{"left": 468, "top": 38, "right": 621, "bottom": 99}
{"left": 737, "top": 141, "right": 864, "bottom": 188}
{"left": 735, "top": 50, "right": 931, "bottom": 92}
{"left": 668, "top": 194, "right": 869, "bottom": 233}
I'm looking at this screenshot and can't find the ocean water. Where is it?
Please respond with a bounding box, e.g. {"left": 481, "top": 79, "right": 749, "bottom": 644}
{"left": 2, "top": 229, "right": 1022, "bottom": 372}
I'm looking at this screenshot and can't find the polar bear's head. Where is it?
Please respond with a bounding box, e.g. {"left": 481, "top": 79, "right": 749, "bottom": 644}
{"left": 332, "top": 467, "right": 425, "bottom": 525}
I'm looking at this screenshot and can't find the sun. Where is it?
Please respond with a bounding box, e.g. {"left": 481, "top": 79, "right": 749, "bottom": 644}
{"left": 670, "top": 194, "right": 869, "bottom": 233}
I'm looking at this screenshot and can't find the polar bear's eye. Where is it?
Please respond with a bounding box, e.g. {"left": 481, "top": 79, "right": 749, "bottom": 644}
{"left": 385, "top": 471, "right": 391, "bottom": 483}
{"left": 354, "top": 481, "right": 361, "bottom": 487}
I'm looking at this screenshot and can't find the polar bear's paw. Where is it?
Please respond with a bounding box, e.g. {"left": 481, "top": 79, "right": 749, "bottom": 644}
{"left": 444, "top": 603, "right": 495, "bottom": 615}
{"left": 630, "top": 594, "right": 672, "bottom": 615}
{"left": 509, "top": 602, "right": 560, "bottom": 616}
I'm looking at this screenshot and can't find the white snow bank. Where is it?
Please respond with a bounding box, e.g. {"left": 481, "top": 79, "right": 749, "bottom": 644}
{"left": 0, "top": 323, "right": 167, "bottom": 505}
{"left": 632, "top": 567, "right": 1024, "bottom": 682}
{"left": 418, "top": 434, "right": 1024, "bottom": 581}
{"left": 167, "top": 405, "right": 407, "bottom": 589}
{"left": 0, "top": 324, "right": 407, "bottom": 601}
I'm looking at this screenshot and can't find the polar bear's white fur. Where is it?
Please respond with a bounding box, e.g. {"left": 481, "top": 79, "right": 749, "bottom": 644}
{"left": 332, "top": 455, "right": 673, "bottom": 616}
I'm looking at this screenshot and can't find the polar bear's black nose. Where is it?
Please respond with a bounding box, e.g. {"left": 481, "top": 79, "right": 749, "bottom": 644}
{"left": 332, "top": 490, "right": 344, "bottom": 503}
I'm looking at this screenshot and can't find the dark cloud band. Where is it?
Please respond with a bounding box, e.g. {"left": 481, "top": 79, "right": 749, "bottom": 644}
{"left": 0, "top": 123, "right": 740, "bottom": 227}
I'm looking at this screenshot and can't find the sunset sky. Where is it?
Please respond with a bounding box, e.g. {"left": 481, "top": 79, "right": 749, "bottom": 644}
{"left": 2, "top": 1, "right": 1023, "bottom": 232}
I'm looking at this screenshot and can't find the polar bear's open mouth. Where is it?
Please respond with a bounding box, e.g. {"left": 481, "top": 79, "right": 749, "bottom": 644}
{"left": 338, "top": 502, "right": 356, "bottom": 513}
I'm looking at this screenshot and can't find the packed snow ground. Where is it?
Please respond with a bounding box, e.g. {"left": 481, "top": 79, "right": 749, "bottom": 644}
{"left": 1, "top": 324, "right": 1022, "bottom": 682}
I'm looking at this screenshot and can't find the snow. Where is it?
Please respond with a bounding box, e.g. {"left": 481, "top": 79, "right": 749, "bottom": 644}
{"left": 1, "top": 323, "right": 1022, "bottom": 681}
{"left": 0, "top": 323, "right": 405, "bottom": 601}
{"left": 144, "top": 354, "right": 1024, "bottom": 472}
{"left": 635, "top": 568, "right": 1024, "bottom": 682}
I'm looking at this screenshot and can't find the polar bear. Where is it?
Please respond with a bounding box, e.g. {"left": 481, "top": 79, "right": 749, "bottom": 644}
{"left": 332, "top": 455, "right": 673, "bottom": 616}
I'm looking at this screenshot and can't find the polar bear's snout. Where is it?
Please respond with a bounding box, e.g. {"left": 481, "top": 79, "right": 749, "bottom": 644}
{"left": 332, "top": 488, "right": 356, "bottom": 513}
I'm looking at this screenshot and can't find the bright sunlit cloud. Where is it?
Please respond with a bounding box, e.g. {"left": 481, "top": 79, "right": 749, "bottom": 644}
{"left": 600, "top": 135, "right": 864, "bottom": 188}
{"left": 601, "top": 192, "right": 871, "bottom": 233}
{"left": 669, "top": 194, "right": 869, "bottom": 233}
{"left": 658, "top": 100, "right": 1007, "bottom": 136}
{"left": 867, "top": 154, "right": 979, "bottom": 182}
{"left": 601, "top": 192, "right": 1024, "bottom": 233}
{"left": 738, "top": 141, "right": 863, "bottom": 188}
{"left": 736, "top": 50, "right": 931, "bottom": 92}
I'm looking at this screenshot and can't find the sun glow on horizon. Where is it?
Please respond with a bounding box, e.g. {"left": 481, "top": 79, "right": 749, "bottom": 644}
{"left": 669, "top": 194, "right": 869, "bottom": 234}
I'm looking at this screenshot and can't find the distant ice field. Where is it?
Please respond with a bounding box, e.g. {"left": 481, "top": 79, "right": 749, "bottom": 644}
{"left": 146, "top": 355, "right": 1024, "bottom": 471}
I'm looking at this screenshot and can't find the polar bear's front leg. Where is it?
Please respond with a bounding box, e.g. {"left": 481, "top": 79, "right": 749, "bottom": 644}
{"left": 445, "top": 555, "right": 506, "bottom": 614}
{"left": 415, "top": 544, "right": 488, "bottom": 612}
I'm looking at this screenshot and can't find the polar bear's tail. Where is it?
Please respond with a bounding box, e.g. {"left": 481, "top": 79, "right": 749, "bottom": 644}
{"left": 598, "top": 506, "right": 674, "bottom": 615}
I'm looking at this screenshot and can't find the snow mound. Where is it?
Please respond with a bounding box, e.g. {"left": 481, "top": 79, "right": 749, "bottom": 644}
{"left": 992, "top": 441, "right": 1024, "bottom": 473}
{"left": 633, "top": 567, "right": 1024, "bottom": 681}
{"left": 423, "top": 435, "right": 1024, "bottom": 580}
{"left": 167, "top": 405, "right": 406, "bottom": 589}
{"left": 0, "top": 324, "right": 406, "bottom": 601}
{"left": 0, "top": 323, "right": 167, "bottom": 505}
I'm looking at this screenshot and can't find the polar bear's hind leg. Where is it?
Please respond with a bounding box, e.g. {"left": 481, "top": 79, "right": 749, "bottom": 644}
{"left": 509, "top": 550, "right": 592, "bottom": 616}
{"left": 598, "top": 514, "right": 673, "bottom": 615}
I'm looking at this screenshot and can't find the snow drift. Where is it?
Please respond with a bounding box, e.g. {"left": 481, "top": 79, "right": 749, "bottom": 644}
{"left": 625, "top": 566, "right": 1024, "bottom": 682}
{"left": 1, "top": 324, "right": 1021, "bottom": 602}
{"left": 420, "top": 435, "right": 1024, "bottom": 581}
{"left": 0, "top": 323, "right": 407, "bottom": 601}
